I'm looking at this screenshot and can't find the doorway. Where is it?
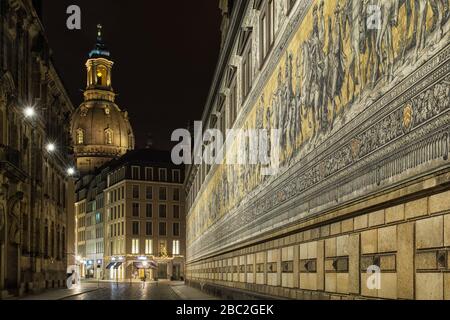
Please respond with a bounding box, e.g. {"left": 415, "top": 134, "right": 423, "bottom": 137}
{"left": 172, "top": 264, "right": 181, "bottom": 280}
{"left": 157, "top": 263, "right": 167, "bottom": 279}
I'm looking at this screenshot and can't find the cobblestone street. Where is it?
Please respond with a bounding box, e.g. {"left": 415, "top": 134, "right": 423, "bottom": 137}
{"left": 17, "top": 281, "right": 217, "bottom": 301}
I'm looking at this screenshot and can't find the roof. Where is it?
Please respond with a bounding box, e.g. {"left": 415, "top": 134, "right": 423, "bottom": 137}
{"left": 76, "top": 148, "right": 180, "bottom": 182}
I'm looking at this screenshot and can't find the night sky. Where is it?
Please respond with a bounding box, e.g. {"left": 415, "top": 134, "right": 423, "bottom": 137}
{"left": 40, "top": 0, "right": 222, "bottom": 150}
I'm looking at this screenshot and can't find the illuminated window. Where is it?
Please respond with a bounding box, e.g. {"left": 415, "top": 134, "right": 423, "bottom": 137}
{"left": 105, "top": 128, "right": 113, "bottom": 145}
{"left": 132, "top": 239, "right": 139, "bottom": 254}
{"left": 96, "top": 66, "right": 107, "bottom": 86}
{"left": 76, "top": 128, "right": 84, "bottom": 144}
{"left": 145, "top": 239, "right": 153, "bottom": 255}
{"left": 173, "top": 240, "right": 180, "bottom": 255}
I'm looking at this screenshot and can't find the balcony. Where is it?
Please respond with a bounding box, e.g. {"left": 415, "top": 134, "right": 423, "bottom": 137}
{"left": 0, "top": 144, "right": 27, "bottom": 181}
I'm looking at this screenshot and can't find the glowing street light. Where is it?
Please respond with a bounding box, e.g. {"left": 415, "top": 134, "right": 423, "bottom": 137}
{"left": 24, "top": 106, "right": 36, "bottom": 118}
{"left": 67, "top": 167, "right": 76, "bottom": 176}
{"left": 46, "top": 143, "right": 56, "bottom": 153}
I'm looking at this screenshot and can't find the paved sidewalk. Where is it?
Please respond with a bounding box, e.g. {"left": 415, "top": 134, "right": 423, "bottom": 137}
{"left": 16, "top": 282, "right": 101, "bottom": 300}
{"left": 170, "top": 282, "right": 218, "bottom": 300}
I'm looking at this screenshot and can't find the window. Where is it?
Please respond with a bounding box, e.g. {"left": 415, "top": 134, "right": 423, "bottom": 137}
{"left": 76, "top": 128, "right": 84, "bottom": 144}
{"left": 260, "top": 0, "right": 275, "bottom": 64}
{"left": 132, "top": 221, "right": 139, "bottom": 235}
{"left": 159, "top": 168, "right": 167, "bottom": 181}
{"left": 173, "top": 205, "right": 180, "bottom": 219}
{"left": 159, "top": 187, "right": 167, "bottom": 201}
{"left": 146, "top": 222, "right": 152, "bottom": 236}
{"left": 146, "top": 186, "right": 153, "bottom": 200}
{"left": 173, "top": 188, "right": 180, "bottom": 201}
{"left": 173, "top": 223, "right": 180, "bottom": 237}
{"left": 229, "top": 78, "right": 238, "bottom": 128}
{"left": 159, "top": 222, "right": 167, "bottom": 236}
{"left": 173, "top": 240, "right": 180, "bottom": 255}
{"left": 242, "top": 38, "right": 252, "bottom": 99}
{"left": 105, "top": 128, "right": 113, "bottom": 145}
{"left": 132, "top": 166, "right": 140, "bottom": 180}
{"left": 145, "top": 239, "right": 153, "bottom": 255}
{"left": 145, "top": 167, "right": 153, "bottom": 181}
{"left": 220, "top": 107, "right": 226, "bottom": 136}
{"left": 146, "top": 203, "right": 153, "bottom": 218}
{"left": 132, "top": 203, "right": 140, "bottom": 217}
{"left": 159, "top": 204, "right": 167, "bottom": 218}
{"left": 132, "top": 185, "right": 140, "bottom": 199}
{"left": 172, "top": 169, "right": 181, "bottom": 183}
{"left": 132, "top": 239, "right": 139, "bottom": 254}
{"left": 96, "top": 66, "right": 107, "bottom": 86}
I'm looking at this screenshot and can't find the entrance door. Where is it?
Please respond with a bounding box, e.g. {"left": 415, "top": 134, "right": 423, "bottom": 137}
{"left": 157, "top": 263, "right": 167, "bottom": 279}
{"left": 172, "top": 264, "right": 181, "bottom": 280}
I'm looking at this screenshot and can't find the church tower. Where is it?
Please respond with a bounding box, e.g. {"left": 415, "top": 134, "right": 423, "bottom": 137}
{"left": 71, "top": 25, "right": 135, "bottom": 175}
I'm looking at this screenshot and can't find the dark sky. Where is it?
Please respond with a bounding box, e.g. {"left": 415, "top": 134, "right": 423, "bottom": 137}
{"left": 40, "top": 0, "right": 221, "bottom": 150}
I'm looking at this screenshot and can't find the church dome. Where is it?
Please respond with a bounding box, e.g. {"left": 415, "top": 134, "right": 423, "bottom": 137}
{"left": 71, "top": 101, "right": 134, "bottom": 156}
{"left": 70, "top": 25, "right": 135, "bottom": 174}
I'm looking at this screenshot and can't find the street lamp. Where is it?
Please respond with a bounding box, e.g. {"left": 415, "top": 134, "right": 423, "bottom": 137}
{"left": 67, "top": 167, "right": 76, "bottom": 176}
{"left": 46, "top": 143, "right": 56, "bottom": 153}
{"left": 24, "top": 106, "right": 36, "bottom": 118}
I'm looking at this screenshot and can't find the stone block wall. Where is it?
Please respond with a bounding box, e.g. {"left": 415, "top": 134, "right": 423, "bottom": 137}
{"left": 187, "top": 189, "right": 450, "bottom": 300}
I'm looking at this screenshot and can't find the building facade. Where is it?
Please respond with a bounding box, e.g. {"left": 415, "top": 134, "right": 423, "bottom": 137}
{"left": 73, "top": 168, "right": 106, "bottom": 279}
{"left": 185, "top": 0, "right": 450, "bottom": 299}
{"left": 75, "top": 149, "right": 185, "bottom": 281}
{"left": 0, "top": 0, "right": 74, "bottom": 297}
{"left": 70, "top": 25, "right": 135, "bottom": 176}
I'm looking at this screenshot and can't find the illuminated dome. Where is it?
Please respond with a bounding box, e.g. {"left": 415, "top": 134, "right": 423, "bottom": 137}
{"left": 71, "top": 25, "right": 135, "bottom": 174}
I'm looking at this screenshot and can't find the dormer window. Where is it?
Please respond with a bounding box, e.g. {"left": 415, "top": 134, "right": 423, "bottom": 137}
{"left": 105, "top": 128, "right": 113, "bottom": 145}
{"left": 76, "top": 128, "right": 84, "bottom": 145}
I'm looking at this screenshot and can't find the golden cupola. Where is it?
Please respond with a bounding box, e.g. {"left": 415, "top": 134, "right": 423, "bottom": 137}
{"left": 71, "top": 24, "right": 135, "bottom": 175}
